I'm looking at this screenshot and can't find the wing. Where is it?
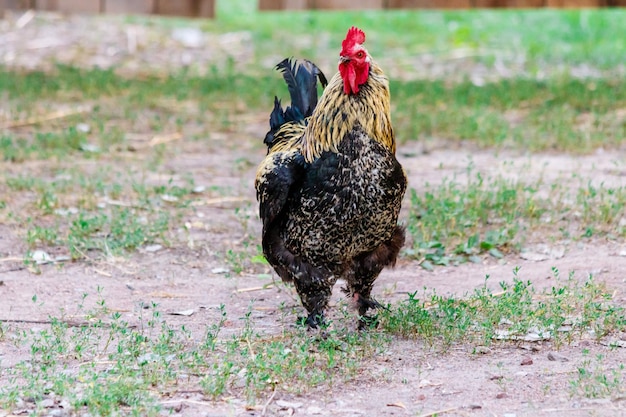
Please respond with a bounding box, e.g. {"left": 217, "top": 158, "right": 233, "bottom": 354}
{"left": 255, "top": 147, "right": 306, "bottom": 231}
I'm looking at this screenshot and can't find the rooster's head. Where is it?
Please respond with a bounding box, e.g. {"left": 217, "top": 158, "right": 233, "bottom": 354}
{"left": 339, "top": 26, "right": 370, "bottom": 95}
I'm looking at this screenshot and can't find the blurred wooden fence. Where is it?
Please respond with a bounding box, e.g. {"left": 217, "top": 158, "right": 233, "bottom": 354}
{"left": 0, "top": 0, "right": 215, "bottom": 17}
{"left": 1, "top": 0, "right": 623, "bottom": 17}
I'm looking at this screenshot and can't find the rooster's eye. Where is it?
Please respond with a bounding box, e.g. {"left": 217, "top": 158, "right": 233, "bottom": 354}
{"left": 356, "top": 51, "right": 364, "bottom": 58}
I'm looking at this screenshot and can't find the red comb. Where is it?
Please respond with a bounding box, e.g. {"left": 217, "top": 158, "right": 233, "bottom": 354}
{"left": 341, "top": 26, "right": 366, "bottom": 54}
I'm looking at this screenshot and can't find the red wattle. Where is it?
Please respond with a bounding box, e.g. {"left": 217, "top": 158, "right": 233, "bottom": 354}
{"left": 339, "top": 62, "right": 368, "bottom": 95}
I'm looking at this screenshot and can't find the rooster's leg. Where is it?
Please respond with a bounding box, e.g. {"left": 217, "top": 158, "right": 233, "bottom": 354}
{"left": 293, "top": 275, "right": 332, "bottom": 328}
{"left": 351, "top": 283, "right": 386, "bottom": 330}
{"left": 288, "top": 258, "right": 333, "bottom": 328}
{"left": 349, "top": 226, "right": 405, "bottom": 329}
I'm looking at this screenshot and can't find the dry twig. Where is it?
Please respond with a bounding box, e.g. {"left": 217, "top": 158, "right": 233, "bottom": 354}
{"left": 0, "top": 106, "right": 92, "bottom": 129}
{"left": 234, "top": 284, "right": 275, "bottom": 293}
{"left": 417, "top": 407, "right": 459, "bottom": 417}
{"left": 261, "top": 386, "right": 278, "bottom": 417}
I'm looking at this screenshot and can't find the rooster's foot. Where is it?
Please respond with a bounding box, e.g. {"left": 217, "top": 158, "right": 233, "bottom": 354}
{"left": 297, "top": 313, "right": 326, "bottom": 329}
{"left": 358, "top": 314, "right": 380, "bottom": 330}
{"left": 354, "top": 294, "right": 389, "bottom": 314}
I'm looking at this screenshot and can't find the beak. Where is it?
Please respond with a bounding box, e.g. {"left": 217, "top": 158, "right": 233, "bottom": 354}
{"left": 339, "top": 56, "right": 350, "bottom": 63}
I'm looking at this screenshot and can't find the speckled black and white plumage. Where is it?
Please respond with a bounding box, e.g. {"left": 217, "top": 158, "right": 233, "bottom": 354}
{"left": 256, "top": 54, "right": 407, "bottom": 328}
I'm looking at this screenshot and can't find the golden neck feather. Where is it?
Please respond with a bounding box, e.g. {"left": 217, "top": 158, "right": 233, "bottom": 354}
{"left": 301, "top": 62, "right": 395, "bottom": 163}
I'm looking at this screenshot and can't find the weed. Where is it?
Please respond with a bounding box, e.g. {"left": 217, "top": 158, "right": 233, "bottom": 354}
{"left": 1, "top": 268, "right": 624, "bottom": 413}
{"left": 0, "top": 295, "right": 385, "bottom": 413}
{"left": 1, "top": 6, "right": 626, "bottom": 411}
{"left": 26, "top": 225, "right": 59, "bottom": 248}
{"left": 570, "top": 351, "right": 625, "bottom": 399}
{"left": 5, "top": 175, "right": 40, "bottom": 191}
{"left": 64, "top": 208, "right": 170, "bottom": 259}
{"left": 381, "top": 270, "right": 626, "bottom": 349}
{"left": 576, "top": 181, "right": 626, "bottom": 237}
{"left": 406, "top": 166, "right": 544, "bottom": 267}
{"left": 406, "top": 165, "right": 626, "bottom": 268}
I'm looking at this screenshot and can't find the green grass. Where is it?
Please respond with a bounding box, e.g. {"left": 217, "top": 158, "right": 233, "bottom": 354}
{"left": 381, "top": 268, "right": 626, "bottom": 350}
{"left": 1, "top": 5, "right": 626, "bottom": 412}
{"left": 405, "top": 166, "right": 626, "bottom": 268}
{"left": 0, "top": 295, "right": 388, "bottom": 414}
{"left": 570, "top": 351, "right": 626, "bottom": 399}
{"left": 1, "top": 270, "right": 624, "bottom": 413}
{"left": 2, "top": 65, "right": 626, "bottom": 151}
{"left": 0, "top": 9, "right": 624, "bottom": 263}
{"left": 2, "top": 166, "right": 183, "bottom": 261}
{"left": 393, "top": 77, "right": 626, "bottom": 150}
{"left": 212, "top": 1, "right": 626, "bottom": 71}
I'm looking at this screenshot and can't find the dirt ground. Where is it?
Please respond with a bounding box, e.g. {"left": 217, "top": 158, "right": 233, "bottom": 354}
{"left": 2, "top": 141, "right": 626, "bottom": 417}
{"left": 1, "top": 11, "right": 626, "bottom": 417}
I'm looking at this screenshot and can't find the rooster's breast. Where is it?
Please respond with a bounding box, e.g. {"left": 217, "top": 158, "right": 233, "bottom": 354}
{"left": 283, "top": 128, "right": 406, "bottom": 267}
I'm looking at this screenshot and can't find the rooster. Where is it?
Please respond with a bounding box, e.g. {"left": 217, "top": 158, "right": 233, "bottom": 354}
{"left": 256, "top": 27, "right": 407, "bottom": 329}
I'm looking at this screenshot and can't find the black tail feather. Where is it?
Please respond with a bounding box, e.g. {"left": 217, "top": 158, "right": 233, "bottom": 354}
{"left": 264, "top": 57, "right": 327, "bottom": 149}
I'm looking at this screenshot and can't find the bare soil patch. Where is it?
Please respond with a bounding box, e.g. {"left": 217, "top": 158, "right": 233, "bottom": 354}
{"left": 2, "top": 141, "right": 626, "bottom": 416}
{"left": 1, "top": 11, "right": 626, "bottom": 417}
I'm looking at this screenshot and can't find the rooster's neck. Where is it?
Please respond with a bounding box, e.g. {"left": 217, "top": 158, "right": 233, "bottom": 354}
{"left": 302, "top": 63, "right": 394, "bottom": 163}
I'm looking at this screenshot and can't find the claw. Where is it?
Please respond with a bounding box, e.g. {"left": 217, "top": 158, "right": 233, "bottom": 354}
{"left": 362, "top": 297, "right": 389, "bottom": 311}
{"left": 354, "top": 294, "right": 388, "bottom": 330}
{"left": 297, "top": 313, "right": 326, "bottom": 329}
{"left": 358, "top": 314, "right": 380, "bottom": 330}
{"left": 354, "top": 293, "right": 389, "bottom": 314}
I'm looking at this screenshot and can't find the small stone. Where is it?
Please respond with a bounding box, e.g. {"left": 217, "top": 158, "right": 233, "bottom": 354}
{"left": 80, "top": 143, "right": 100, "bottom": 153}
{"left": 520, "top": 344, "right": 540, "bottom": 352}
{"left": 549, "top": 246, "right": 566, "bottom": 259}
{"left": 523, "top": 331, "right": 551, "bottom": 342}
{"left": 276, "top": 400, "right": 303, "bottom": 409}
{"left": 475, "top": 346, "right": 491, "bottom": 354}
{"left": 31, "top": 250, "right": 52, "bottom": 265}
{"left": 76, "top": 123, "right": 91, "bottom": 133}
{"left": 519, "top": 251, "right": 549, "bottom": 262}
{"left": 162, "top": 402, "right": 184, "bottom": 413}
{"left": 143, "top": 244, "right": 163, "bottom": 253}
{"left": 54, "top": 207, "right": 79, "bottom": 216}
{"left": 418, "top": 379, "right": 440, "bottom": 388}
{"left": 169, "top": 309, "right": 194, "bottom": 317}
{"left": 161, "top": 194, "right": 179, "bottom": 203}
{"left": 468, "top": 404, "right": 482, "bottom": 409}
{"left": 547, "top": 351, "right": 569, "bottom": 362}
{"left": 40, "top": 398, "right": 55, "bottom": 408}
{"left": 496, "top": 392, "right": 508, "bottom": 399}
{"left": 520, "top": 356, "right": 533, "bottom": 366}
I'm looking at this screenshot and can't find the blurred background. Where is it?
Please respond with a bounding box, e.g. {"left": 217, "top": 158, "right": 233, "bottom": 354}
{"left": 1, "top": 2, "right": 626, "bottom": 415}
{"left": 0, "top": 0, "right": 625, "bottom": 265}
